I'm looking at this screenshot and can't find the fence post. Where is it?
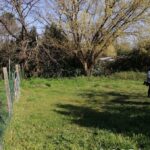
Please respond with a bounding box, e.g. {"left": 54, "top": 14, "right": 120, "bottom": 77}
{"left": 3, "top": 67, "right": 12, "bottom": 116}
{"left": 15, "top": 64, "right": 21, "bottom": 101}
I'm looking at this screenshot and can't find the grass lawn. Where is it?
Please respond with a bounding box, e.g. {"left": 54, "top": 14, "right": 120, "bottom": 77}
{"left": 0, "top": 80, "right": 7, "bottom": 143}
{"left": 3, "top": 77, "right": 150, "bottom": 150}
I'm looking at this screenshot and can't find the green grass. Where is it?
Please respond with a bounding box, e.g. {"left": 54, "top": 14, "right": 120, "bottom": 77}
{"left": 110, "top": 71, "right": 146, "bottom": 81}
{"left": 0, "top": 80, "right": 7, "bottom": 142}
{"left": 3, "top": 77, "right": 150, "bottom": 150}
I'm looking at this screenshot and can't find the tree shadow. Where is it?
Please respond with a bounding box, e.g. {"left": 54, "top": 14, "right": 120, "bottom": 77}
{"left": 55, "top": 90, "right": 150, "bottom": 138}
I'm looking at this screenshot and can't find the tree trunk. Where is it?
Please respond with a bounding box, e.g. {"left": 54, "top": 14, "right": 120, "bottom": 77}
{"left": 83, "top": 62, "right": 92, "bottom": 76}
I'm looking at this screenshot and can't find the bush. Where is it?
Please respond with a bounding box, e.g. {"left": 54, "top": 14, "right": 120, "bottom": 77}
{"left": 108, "top": 50, "right": 150, "bottom": 73}
{"left": 92, "top": 60, "right": 113, "bottom": 76}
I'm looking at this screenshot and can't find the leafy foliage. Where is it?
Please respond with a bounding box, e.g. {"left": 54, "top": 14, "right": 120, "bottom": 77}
{"left": 109, "top": 39, "right": 150, "bottom": 72}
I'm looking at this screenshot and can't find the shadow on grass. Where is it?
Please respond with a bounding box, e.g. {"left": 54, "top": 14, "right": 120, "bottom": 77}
{"left": 55, "top": 90, "right": 150, "bottom": 138}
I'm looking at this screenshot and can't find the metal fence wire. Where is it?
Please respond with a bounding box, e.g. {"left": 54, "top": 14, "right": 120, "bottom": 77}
{"left": 3, "top": 65, "right": 21, "bottom": 117}
{"left": 9, "top": 70, "right": 20, "bottom": 102}
{"left": 0, "top": 65, "right": 21, "bottom": 150}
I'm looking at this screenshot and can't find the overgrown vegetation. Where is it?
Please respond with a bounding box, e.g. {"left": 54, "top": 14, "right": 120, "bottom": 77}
{"left": 0, "top": 0, "right": 150, "bottom": 149}
{"left": 3, "top": 77, "right": 150, "bottom": 150}
{"left": 109, "top": 40, "right": 150, "bottom": 72}
{"left": 0, "top": 80, "right": 7, "bottom": 143}
{"left": 0, "top": 0, "right": 150, "bottom": 77}
{"left": 110, "top": 71, "right": 146, "bottom": 81}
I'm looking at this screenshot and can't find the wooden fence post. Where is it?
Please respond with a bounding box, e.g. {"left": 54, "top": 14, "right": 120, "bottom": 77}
{"left": 15, "top": 64, "right": 20, "bottom": 82}
{"left": 15, "top": 64, "right": 21, "bottom": 101}
{"left": 3, "top": 67, "right": 12, "bottom": 116}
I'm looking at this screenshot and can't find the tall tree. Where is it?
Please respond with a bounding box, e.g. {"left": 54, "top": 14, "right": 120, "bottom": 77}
{"left": 0, "top": 12, "right": 18, "bottom": 41}
{"left": 0, "top": 0, "right": 40, "bottom": 74}
{"left": 45, "top": 0, "right": 150, "bottom": 76}
{"left": 0, "top": 0, "right": 40, "bottom": 41}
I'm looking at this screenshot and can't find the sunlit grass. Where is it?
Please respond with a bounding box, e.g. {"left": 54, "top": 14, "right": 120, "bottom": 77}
{"left": 3, "top": 77, "right": 150, "bottom": 150}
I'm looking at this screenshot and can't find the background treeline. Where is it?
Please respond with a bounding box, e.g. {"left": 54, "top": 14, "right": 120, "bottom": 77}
{"left": 0, "top": 24, "right": 83, "bottom": 78}
{"left": 109, "top": 43, "right": 150, "bottom": 73}
{"left": 0, "top": 23, "right": 150, "bottom": 78}
{"left": 0, "top": 0, "right": 150, "bottom": 78}
{"left": 106, "top": 40, "right": 150, "bottom": 75}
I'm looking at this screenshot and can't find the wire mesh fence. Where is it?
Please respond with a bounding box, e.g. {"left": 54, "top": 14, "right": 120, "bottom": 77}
{"left": 3, "top": 65, "right": 21, "bottom": 116}
{"left": 0, "top": 64, "right": 21, "bottom": 149}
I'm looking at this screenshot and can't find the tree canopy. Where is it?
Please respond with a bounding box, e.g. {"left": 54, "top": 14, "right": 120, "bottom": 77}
{"left": 0, "top": 0, "right": 150, "bottom": 77}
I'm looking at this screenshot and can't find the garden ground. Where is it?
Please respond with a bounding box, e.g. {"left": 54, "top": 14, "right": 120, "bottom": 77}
{"left": 2, "top": 76, "right": 150, "bottom": 150}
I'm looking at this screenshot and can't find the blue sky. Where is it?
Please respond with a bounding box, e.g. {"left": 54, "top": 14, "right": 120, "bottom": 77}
{"left": 26, "top": 1, "right": 46, "bottom": 34}
{"left": 26, "top": 0, "right": 148, "bottom": 46}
